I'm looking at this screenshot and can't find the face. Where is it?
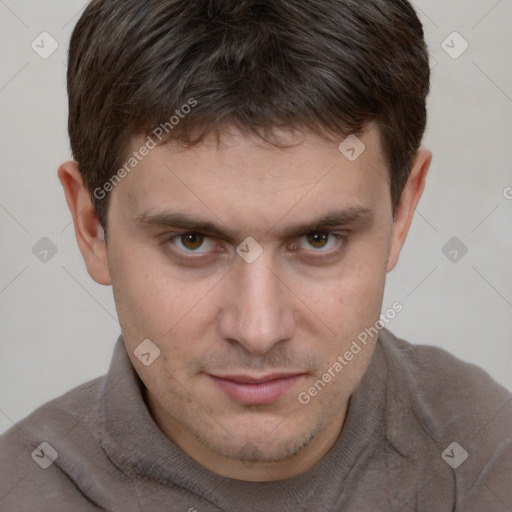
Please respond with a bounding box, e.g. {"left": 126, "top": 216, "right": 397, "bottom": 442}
{"left": 59, "top": 123, "right": 430, "bottom": 480}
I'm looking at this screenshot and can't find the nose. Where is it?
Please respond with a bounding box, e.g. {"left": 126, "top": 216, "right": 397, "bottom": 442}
{"left": 218, "top": 252, "right": 296, "bottom": 355}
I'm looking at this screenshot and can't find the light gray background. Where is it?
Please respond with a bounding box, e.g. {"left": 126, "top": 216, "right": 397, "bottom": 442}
{"left": 1, "top": 0, "right": 511, "bottom": 434}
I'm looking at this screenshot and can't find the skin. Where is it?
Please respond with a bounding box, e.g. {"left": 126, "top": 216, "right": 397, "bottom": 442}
{"left": 58, "top": 123, "right": 431, "bottom": 481}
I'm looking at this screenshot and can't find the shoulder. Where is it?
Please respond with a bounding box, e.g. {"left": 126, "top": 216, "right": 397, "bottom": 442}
{"left": 1, "top": 374, "right": 105, "bottom": 443}
{"left": 378, "top": 328, "right": 512, "bottom": 435}
{"left": 378, "top": 328, "right": 512, "bottom": 509}
{"left": 0, "top": 376, "right": 105, "bottom": 511}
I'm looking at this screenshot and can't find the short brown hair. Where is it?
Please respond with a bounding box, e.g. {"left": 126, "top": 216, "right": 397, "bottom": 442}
{"left": 67, "top": 0, "right": 430, "bottom": 227}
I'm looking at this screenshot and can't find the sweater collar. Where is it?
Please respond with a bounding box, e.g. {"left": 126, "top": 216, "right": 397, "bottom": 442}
{"left": 100, "top": 333, "right": 388, "bottom": 510}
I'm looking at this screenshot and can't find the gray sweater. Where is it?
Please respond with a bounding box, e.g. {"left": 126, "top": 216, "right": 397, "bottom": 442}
{"left": 1, "top": 328, "right": 511, "bottom": 511}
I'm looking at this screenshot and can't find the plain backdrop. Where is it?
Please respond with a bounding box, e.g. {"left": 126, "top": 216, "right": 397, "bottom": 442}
{"left": 0, "top": 0, "right": 511, "bottom": 434}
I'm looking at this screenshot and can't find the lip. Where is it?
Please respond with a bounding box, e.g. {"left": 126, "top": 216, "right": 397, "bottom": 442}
{"left": 208, "top": 372, "right": 306, "bottom": 405}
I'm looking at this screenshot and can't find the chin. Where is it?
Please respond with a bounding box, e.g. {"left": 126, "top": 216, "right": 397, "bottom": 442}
{"left": 194, "top": 419, "right": 322, "bottom": 465}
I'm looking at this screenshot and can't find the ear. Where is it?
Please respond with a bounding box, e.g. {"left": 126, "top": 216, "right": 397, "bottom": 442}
{"left": 386, "top": 147, "right": 432, "bottom": 272}
{"left": 58, "top": 161, "right": 111, "bottom": 285}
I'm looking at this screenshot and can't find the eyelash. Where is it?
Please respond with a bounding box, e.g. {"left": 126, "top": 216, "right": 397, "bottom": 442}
{"left": 162, "top": 231, "right": 347, "bottom": 266}
{"left": 291, "top": 233, "right": 346, "bottom": 264}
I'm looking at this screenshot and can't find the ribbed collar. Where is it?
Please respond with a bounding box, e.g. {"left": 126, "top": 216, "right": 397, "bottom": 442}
{"left": 100, "top": 331, "right": 389, "bottom": 511}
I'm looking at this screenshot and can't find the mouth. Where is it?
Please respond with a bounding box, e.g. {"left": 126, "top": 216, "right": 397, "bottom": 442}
{"left": 207, "top": 372, "right": 307, "bottom": 405}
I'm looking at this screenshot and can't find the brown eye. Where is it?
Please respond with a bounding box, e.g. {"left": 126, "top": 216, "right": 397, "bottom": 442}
{"left": 181, "top": 233, "right": 204, "bottom": 250}
{"left": 306, "top": 232, "right": 329, "bottom": 249}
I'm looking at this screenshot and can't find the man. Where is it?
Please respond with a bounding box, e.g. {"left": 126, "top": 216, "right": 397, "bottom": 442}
{"left": 1, "top": 0, "right": 511, "bottom": 510}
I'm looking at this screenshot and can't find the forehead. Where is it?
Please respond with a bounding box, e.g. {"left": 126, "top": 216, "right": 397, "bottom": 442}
{"left": 112, "top": 124, "right": 390, "bottom": 234}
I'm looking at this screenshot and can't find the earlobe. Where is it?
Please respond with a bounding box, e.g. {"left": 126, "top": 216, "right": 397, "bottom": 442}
{"left": 386, "top": 147, "right": 432, "bottom": 272}
{"left": 58, "top": 161, "right": 112, "bottom": 285}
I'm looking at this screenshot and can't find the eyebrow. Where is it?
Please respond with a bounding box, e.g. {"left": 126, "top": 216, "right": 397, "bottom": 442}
{"left": 135, "top": 205, "right": 373, "bottom": 240}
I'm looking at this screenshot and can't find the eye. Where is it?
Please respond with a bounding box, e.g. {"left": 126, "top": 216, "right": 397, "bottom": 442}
{"left": 171, "top": 232, "right": 217, "bottom": 253}
{"left": 298, "top": 231, "right": 341, "bottom": 251}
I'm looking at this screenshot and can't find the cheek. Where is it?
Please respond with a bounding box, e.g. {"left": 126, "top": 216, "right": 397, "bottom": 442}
{"left": 292, "top": 254, "right": 386, "bottom": 338}
{"left": 109, "top": 244, "right": 217, "bottom": 347}
{"left": 291, "top": 224, "right": 390, "bottom": 323}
